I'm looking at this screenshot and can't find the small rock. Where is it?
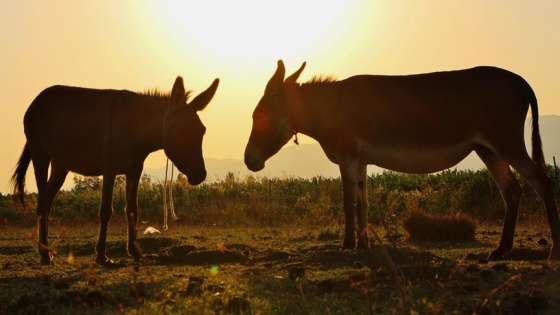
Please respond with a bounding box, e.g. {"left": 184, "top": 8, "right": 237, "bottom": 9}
{"left": 206, "top": 284, "right": 226, "bottom": 294}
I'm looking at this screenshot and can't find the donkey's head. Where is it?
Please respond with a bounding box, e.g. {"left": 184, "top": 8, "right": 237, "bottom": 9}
{"left": 163, "top": 77, "right": 219, "bottom": 185}
{"left": 245, "top": 60, "right": 306, "bottom": 172}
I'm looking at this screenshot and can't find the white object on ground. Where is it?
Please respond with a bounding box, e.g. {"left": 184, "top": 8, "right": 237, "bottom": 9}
{"left": 143, "top": 227, "right": 161, "bottom": 235}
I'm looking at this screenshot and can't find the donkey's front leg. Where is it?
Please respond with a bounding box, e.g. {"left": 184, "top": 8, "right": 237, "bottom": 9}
{"left": 95, "top": 174, "right": 115, "bottom": 265}
{"left": 340, "top": 162, "right": 360, "bottom": 250}
{"left": 125, "top": 170, "right": 142, "bottom": 261}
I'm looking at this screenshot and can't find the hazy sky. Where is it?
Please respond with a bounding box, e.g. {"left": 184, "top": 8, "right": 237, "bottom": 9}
{"left": 1, "top": 1, "right": 559, "bottom": 194}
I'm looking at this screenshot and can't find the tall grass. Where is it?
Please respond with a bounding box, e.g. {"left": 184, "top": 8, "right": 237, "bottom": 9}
{"left": 1, "top": 166, "right": 558, "bottom": 228}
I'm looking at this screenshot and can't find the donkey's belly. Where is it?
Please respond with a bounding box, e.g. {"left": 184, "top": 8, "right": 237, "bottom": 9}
{"left": 50, "top": 151, "right": 105, "bottom": 176}
{"left": 361, "top": 140, "right": 475, "bottom": 174}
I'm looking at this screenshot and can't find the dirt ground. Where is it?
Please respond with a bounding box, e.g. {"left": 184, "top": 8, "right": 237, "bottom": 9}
{"left": 1, "top": 222, "right": 559, "bottom": 314}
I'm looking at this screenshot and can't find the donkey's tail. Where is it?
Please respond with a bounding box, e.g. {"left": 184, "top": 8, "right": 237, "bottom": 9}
{"left": 10, "top": 143, "right": 31, "bottom": 205}
{"left": 525, "top": 81, "right": 546, "bottom": 171}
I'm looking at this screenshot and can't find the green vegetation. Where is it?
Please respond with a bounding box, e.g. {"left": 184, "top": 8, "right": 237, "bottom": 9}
{"left": 2, "top": 166, "right": 558, "bottom": 229}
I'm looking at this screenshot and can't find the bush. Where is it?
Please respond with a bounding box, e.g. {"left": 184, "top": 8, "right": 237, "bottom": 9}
{"left": 403, "top": 208, "right": 476, "bottom": 242}
{"left": 1, "top": 166, "right": 558, "bottom": 229}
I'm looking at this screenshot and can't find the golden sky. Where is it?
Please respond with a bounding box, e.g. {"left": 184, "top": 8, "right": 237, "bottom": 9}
{"left": 1, "top": 0, "right": 559, "bottom": 193}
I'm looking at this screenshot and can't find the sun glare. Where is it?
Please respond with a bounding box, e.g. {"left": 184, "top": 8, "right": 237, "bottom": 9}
{"left": 151, "top": 1, "right": 357, "bottom": 68}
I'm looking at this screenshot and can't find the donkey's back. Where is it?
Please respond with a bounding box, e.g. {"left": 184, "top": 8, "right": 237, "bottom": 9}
{"left": 25, "top": 85, "right": 123, "bottom": 129}
{"left": 24, "top": 85, "right": 166, "bottom": 176}
{"left": 339, "top": 66, "right": 534, "bottom": 121}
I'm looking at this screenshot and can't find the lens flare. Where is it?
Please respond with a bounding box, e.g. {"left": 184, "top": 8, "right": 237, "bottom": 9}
{"left": 210, "top": 265, "right": 219, "bottom": 276}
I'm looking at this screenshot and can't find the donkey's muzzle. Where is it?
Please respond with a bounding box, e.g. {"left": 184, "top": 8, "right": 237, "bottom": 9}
{"left": 176, "top": 160, "right": 206, "bottom": 186}
{"left": 244, "top": 142, "right": 266, "bottom": 172}
{"left": 188, "top": 174, "right": 205, "bottom": 186}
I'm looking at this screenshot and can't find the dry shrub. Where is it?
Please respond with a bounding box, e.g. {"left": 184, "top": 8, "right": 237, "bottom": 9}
{"left": 403, "top": 209, "right": 476, "bottom": 242}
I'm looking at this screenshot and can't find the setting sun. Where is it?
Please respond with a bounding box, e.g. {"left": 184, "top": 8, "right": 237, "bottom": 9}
{"left": 151, "top": 1, "right": 360, "bottom": 69}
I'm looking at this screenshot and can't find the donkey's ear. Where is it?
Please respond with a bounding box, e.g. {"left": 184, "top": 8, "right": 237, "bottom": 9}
{"left": 170, "top": 76, "right": 187, "bottom": 110}
{"left": 265, "top": 59, "right": 286, "bottom": 96}
{"left": 189, "top": 78, "right": 219, "bottom": 112}
{"left": 285, "top": 61, "right": 306, "bottom": 85}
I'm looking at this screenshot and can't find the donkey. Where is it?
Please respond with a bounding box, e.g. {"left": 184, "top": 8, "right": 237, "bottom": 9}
{"left": 11, "top": 76, "right": 219, "bottom": 265}
{"left": 245, "top": 60, "right": 560, "bottom": 260}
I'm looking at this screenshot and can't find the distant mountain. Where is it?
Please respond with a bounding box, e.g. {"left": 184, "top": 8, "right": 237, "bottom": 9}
{"left": 537, "top": 115, "right": 560, "bottom": 164}
{"left": 144, "top": 143, "right": 344, "bottom": 182}
{"left": 144, "top": 115, "right": 560, "bottom": 182}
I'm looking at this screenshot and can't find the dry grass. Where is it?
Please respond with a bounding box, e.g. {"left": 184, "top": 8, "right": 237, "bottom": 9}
{"left": 1, "top": 222, "right": 559, "bottom": 314}
{"left": 403, "top": 208, "right": 476, "bottom": 242}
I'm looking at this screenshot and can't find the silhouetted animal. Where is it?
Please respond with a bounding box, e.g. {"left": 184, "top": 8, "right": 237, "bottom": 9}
{"left": 245, "top": 60, "right": 559, "bottom": 260}
{"left": 11, "top": 76, "right": 219, "bottom": 265}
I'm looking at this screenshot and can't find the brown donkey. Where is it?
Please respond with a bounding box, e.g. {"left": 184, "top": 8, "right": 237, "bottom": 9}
{"left": 11, "top": 76, "right": 219, "bottom": 265}
{"left": 245, "top": 60, "right": 560, "bottom": 260}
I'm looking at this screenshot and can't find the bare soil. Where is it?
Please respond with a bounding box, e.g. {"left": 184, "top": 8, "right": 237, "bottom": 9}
{"left": 1, "top": 222, "right": 559, "bottom": 314}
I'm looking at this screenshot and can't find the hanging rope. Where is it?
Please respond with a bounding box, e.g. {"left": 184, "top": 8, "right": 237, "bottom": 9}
{"left": 163, "top": 158, "right": 178, "bottom": 231}
{"left": 169, "top": 162, "right": 177, "bottom": 220}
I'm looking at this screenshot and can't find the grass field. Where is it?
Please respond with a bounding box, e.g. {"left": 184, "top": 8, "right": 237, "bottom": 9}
{"left": 1, "top": 220, "right": 559, "bottom": 314}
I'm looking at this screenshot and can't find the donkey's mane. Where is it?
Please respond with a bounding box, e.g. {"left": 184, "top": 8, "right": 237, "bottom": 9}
{"left": 138, "top": 89, "right": 193, "bottom": 102}
{"left": 303, "top": 75, "right": 337, "bottom": 84}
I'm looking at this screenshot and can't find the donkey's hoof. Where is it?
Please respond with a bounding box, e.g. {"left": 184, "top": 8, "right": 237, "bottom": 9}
{"left": 95, "top": 256, "right": 114, "bottom": 266}
{"left": 40, "top": 252, "right": 54, "bottom": 265}
{"left": 341, "top": 240, "right": 356, "bottom": 250}
{"left": 103, "top": 260, "right": 119, "bottom": 268}
{"left": 487, "top": 250, "right": 507, "bottom": 261}
{"left": 40, "top": 256, "right": 53, "bottom": 265}
{"left": 356, "top": 238, "right": 370, "bottom": 250}
{"left": 128, "top": 249, "right": 143, "bottom": 262}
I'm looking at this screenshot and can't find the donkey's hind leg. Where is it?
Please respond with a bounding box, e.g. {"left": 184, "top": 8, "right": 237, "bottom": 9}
{"left": 476, "top": 147, "right": 522, "bottom": 260}
{"left": 508, "top": 153, "right": 560, "bottom": 260}
{"left": 33, "top": 155, "right": 68, "bottom": 265}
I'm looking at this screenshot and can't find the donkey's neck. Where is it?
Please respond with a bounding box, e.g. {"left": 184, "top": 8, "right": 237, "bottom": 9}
{"left": 288, "top": 83, "right": 341, "bottom": 143}
{"left": 117, "top": 94, "right": 169, "bottom": 155}
{"left": 145, "top": 102, "right": 169, "bottom": 153}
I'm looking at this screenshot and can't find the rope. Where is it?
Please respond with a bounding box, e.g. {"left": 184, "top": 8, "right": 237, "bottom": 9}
{"left": 293, "top": 131, "right": 299, "bottom": 145}
{"left": 163, "top": 159, "right": 169, "bottom": 230}
{"left": 163, "top": 158, "right": 178, "bottom": 231}
{"left": 169, "top": 163, "right": 178, "bottom": 220}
